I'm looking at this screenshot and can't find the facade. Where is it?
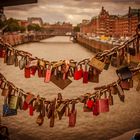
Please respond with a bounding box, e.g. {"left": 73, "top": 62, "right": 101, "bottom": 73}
{"left": 18, "top": 20, "right": 29, "bottom": 27}
{"left": 80, "top": 7, "right": 140, "bottom": 38}
{"left": 28, "top": 17, "right": 43, "bottom": 27}
{"left": 43, "top": 22, "right": 73, "bottom": 35}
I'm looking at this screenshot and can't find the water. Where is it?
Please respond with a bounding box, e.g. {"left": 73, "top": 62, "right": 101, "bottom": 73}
{"left": 0, "top": 36, "right": 140, "bottom": 140}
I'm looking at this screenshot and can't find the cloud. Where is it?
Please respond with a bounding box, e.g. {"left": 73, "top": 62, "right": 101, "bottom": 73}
{"left": 4, "top": 0, "right": 140, "bottom": 25}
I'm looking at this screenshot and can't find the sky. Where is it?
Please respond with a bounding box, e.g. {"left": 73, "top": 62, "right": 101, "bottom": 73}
{"left": 4, "top": 0, "right": 140, "bottom": 25}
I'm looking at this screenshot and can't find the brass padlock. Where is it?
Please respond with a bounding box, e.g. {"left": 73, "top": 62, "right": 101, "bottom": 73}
{"left": 89, "top": 57, "right": 105, "bottom": 72}
{"left": 9, "top": 95, "right": 19, "bottom": 110}
{"left": 7, "top": 50, "right": 15, "bottom": 65}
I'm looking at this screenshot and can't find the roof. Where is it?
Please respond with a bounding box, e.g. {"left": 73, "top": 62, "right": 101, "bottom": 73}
{"left": 129, "top": 8, "right": 140, "bottom": 16}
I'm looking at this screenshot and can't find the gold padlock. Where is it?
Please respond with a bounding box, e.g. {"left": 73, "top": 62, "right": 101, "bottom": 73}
{"left": 9, "top": 95, "right": 18, "bottom": 110}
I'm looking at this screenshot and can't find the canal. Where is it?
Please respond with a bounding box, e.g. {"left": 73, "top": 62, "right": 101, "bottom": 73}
{"left": 0, "top": 36, "right": 140, "bottom": 140}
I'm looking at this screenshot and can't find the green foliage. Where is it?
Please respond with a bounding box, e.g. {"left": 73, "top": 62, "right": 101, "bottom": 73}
{"left": 5, "top": 18, "right": 21, "bottom": 32}
{"left": 19, "top": 26, "right": 26, "bottom": 33}
{"left": 0, "top": 20, "right": 5, "bottom": 29}
{"left": 27, "top": 24, "right": 41, "bottom": 31}
{"left": 73, "top": 26, "right": 80, "bottom": 32}
{"left": 0, "top": 18, "right": 26, "bottom": 32}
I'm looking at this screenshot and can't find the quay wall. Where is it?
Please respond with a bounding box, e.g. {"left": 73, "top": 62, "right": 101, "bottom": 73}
{"left": 76, "top": 35, "right": 140, "bottom": 64}
{"left": 0, "top": 33, "right": 53, "bottom": 46}
{"left": 76, "top": 35, "right": 114, "bottom": 53}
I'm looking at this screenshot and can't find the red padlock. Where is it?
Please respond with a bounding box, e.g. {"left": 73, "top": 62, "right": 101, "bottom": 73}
{"left": 120, "top": 80, "right": 130, "bottom": 90}
{"left": 29, "top": 104, "right": 34, "bottom": 116}
{"left": 30, "top": 66, "right": 37, "bottom": 76}
{"left": 23, "top": 101, "right": 28, "bottom": 110}
{"left": 86, "top": 99, "right": 94, "bottom": 109}
{"left": 74, "top": 64, "right": 83, "bottom": 80}
{"left": 83, "top": 63, "right": 88, "bottom": 83}
{"left": 0, "top": 49, "right": 6, "bottom": 58}
{"left": 96, "top": 98, "right": 109, "bottom": 113}
{"left": 24, "top": 67, "right": 30, "bottom": 78}
{"left": 44, "top": 67, "right": 51, "bottom": 83}
{"left": 93, "top": 101, "right": 100, "bottom": 116}
{"left": 83, "top": 71, "right": 88, "bottom": 83}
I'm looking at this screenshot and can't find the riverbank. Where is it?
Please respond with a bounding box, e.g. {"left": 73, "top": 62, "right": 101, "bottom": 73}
{"left": 0, "top": 32, "right": 54, "bottom": 46}
{"left": 76, "top": 34, "right": 140, "bottom": 64}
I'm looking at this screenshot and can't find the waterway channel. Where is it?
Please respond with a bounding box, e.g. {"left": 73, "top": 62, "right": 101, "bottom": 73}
{"left": 0, "top": 36, "right": 140, "bottom": 140}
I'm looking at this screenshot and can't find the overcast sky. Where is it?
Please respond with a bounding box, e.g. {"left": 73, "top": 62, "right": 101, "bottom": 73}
{"left": 4, "top": 0, "right": 140, "bottom": 25}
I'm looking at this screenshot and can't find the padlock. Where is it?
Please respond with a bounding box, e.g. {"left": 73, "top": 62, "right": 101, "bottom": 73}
{"left": 15, "top": 55, "right": 19, "bottom": 67}
{"left": 120, "top": 79, "right": 130, "bottom": 90}
{"left": 41, "top": 101, "right": 46, "bottom": 117}
{"left": 30, "top": 66, "right": 37, "bottom": 76}
{"left": 92, "top": 68, "right": 99, "bottom": 83}
{"left": 93, "top": 100, "right": 100, "bottom": 116}
{"left": 74, "top": 64, "right": 83, "bottom": 80}
{"left": 29, "top": 104, "right": 34, "bottom": 116}
{"left": 95, "top": 92, "right": 109, "bottom": 113}
{"left": 27, "top": 59, "right": 38, "bottom": 67}
{"left": 57, "top": 103, "right": 66, "bottom": 120}
{"left": 50, "top": 115, "right": 55, "bottom": 127}
{"left": 50, "top": 99, "right": 56, "bottom": 127}
{"left": 104, "top": 56, "right": 111, "bottom": 70}
{"left": 38, "top": 68, "right": 45, "bottom": 78}
{"left": 51, "top": 70, "right": 72, "bottom": 89}
{"left": 116, "top": 82, "right": 125, "bottom": 102}
{"left": 110, "top": 86, "right": 118, "bottom": 95}
{"left": 22, "top": 101, "right": 28, "bottom": 110}
{"left": 69, "top": 102, "right": 76, "bottom": 127}
{"left": 3, "top": 97, "right": 17, "bottom": 117}
{"left": 89, "top": 57, "right": 105, "bottom": 72}
{"left": 0, "top": 47, "right": 6, "bottom": 58}
{"left": 62, "top": 60, "right": 70, "bottom": 80}
{"left": 108, "top": 91, "right": 114, "bottom": 106}
{"left": 36, "top": 113, "right": 44, "bottom": 126}
{"left": 129, "top": 78, "right": 133, "bottom": 88}
{"left": 7, "top": 50, "right": 15, "bottom": 65}
{"left": 24, "top": 67, "right": 30, "bottom": 78}
{"left": 1, "top": 83, "right": 9, "bottom": 96}
{"left": 136, "top": 79, "right": 140, "bottom": 91}
{"left": 0, "top": 81, "right": 6, "bottom": 89}
{"left": 38, "top": 59, "right": 45, "bottom": 69}
{"left": 116, "top": 66, "right": 132, "bottom": 80}
{"left": 44, "top": 65, "right": 52, "bottom": 83}
{"left": 83, "top": 63, "right": 88, "bottom": 83}
{"left": 9, "top": 95, "right": 18, "bottom": 110}
{"left": 86, "top": 98, "right": 94, "bottom": 109}
{"left": 19, "top": 56, "right": 26, "bottom": 70}
{"left": 25, "top": 93, "right": 34, "bottom": 104}
{"left": 65, "top": 104, "right": 70, "bottom": 116}
{"left": 3, "top": 103, "right": 17, "bottom": 117}
{"left": 111, "top": 56, "right": 117, "bottom": 67}
{"left": 17, "top": 92, "right": 24, "bottom": 110}
{"left": 4, "top": 49, "right": 8, "bottom": 63}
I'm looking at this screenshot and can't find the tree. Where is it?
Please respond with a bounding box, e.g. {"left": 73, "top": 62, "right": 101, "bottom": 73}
{"left": 73, "top": 26, "right": 80, "bottom": 32}
{"left": 4, "top": 18, "right": 21, "bottom": 32}
{"left": 19, "top": 26, "right": 26, "bottom": 33}
{"left": 27, "top": 24, "right": 41, "bottom": 31}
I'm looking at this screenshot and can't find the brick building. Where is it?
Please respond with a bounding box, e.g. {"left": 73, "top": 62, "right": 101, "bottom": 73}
{"left": 43, "top": 22, "right": 72, "bottom": 35}
{"left": 80, "top": 6, "right": 140, "bottom": 38}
